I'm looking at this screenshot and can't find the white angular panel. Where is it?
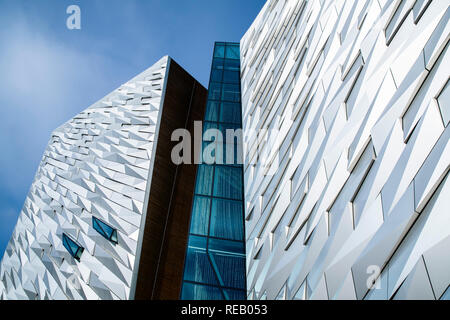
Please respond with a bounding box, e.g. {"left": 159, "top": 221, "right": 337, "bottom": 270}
{"left": 0, "top": 57, "right": 170, "bottom": 300}
{"left": 241, "top": 0, "right": 450, "bottom": 300}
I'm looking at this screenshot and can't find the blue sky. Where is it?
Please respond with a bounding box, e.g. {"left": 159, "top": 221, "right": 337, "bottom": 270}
{"left": 0, "top": 0, "right": 265, "bottom": 257}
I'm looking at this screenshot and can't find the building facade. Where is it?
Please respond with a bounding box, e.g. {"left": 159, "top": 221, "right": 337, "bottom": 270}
{"left": 241, "top": 0, "right": 449, "bottom": 300}
{"left": 0, "top": 57, "right": 208, "bottom": 300}
{"left": 180, "top": 42, "right": 247, "bottom": 300}
{"left": 1, "top": 0, "right": 450, "bottom": 301}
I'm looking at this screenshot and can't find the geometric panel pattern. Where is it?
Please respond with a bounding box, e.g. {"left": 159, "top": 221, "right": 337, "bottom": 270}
{"left": 0, "top": 56, "right": 169, "bottom": 300}
{"left": 240, "top": 0, "right": 449, "bottom": 300}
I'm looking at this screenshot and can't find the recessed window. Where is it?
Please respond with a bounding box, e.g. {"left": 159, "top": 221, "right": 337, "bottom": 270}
{"left": 92, "top": 216, "right": 118, "bottom": 244}
{"left": 222, "top": 83, "right": 241, "bottom": 102}
{"left": 62, "top": 233, "right": 84, "bottom": 261}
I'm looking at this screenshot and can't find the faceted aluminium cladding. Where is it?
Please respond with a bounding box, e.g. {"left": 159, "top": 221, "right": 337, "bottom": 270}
{"left": 181, "top": 42, "right": 247, "bottom": 300}
{"left": 241, "top": 0, "right": 449, "bottom": 300}
{"left": 0, "top": 56, "right": 172, "bottom": 300}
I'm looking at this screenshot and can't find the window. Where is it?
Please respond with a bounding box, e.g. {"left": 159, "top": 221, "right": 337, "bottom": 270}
{"left": 222, "top": 83, "right": 241, "bottom": 102}
{"left": 213, "top": 166, "right": 243, "bottom": 200}
{"left": 208, "top": 238, "right": 246, "bottom": 289}
{"left": 182, "top": 42, "right": 246, "bottom": 300}
{"left": 212, "top": 58, "right": 225, "bottom": 70}
{"left": 210, "top": 69, "right": 223, "bottom": 82}
{"left": 195, "top": 165, "right": 214, "bottom": 196}
{"left": 224, "top": 59, "right": 240, "bottom": 71}
{"left": 181, "top": 282, "right": 224, "bottom": 300}
{"left": 183, "top": 235, "right": 218, "bottom": 286}
{"left": 205, "top": 101, "right": 220, "bottom": 122}
{"left": 92, "top": 216, "right": 118, "bottom": 244}
{"left": 62, "top": 233, "right": 84, "bottom": 261}
{"left": 189, "top": 196, "right": 211, "bottom": 236}
{"left": 210, "top": 199, "right": 244, "bottom": 240}
{"left": 220, "top": 102, "right": 242, "bottom": 124}
{"left": 214, "top": 43, "right": 226, "bottom": 58}
{"left": 225, "top": 44, "right": 240, "bottom": 60}
{"left": 208, "top": 82, "right": 222, "bottom": 100}
{"left": 223, "top": 70, "right": 240, "bottom": 84}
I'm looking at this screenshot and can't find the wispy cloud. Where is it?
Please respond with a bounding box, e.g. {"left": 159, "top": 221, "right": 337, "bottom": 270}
{"left": 0, "top": 5, "right": 132, "bottom": 256}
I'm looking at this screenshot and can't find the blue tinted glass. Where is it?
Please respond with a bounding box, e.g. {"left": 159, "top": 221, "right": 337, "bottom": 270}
{"left": 210, "top": 199, "right": 244, "bottom": 241}
{"left": 224, "top": 289, "right": 247, "bottom": 300}
{"left": 223, "top": 143, "right": 243, "bottom": 166}
{"left": 203, "top": 141, "right": 218, "bottom": 164}
{"left": 208, "top": 237, "right": 246, "bottom": 256}
{"left": 220, "top": 123, "right": 240, "bottom": 138}
{"left": 182, "top": 42, "right": 246, "bottom": 300}
{"left": 205, "top": 101, "right": 220, "bottom": 122}
{"left": 220, "top": 102, "right": 242, "bottom": 124}
{"left": 110, "top": 230, "right": 118, "bottom": 243}
{"left": 93, "top": 218, "right": 103, "bottom": 235}
{"left": 210, "top": 69, "right": 223, "bottom": 82}
{"left": 212, "top": 58, "right": 224, "bottom": 70}
{"left": 203, "top": 122, "right": 221, "bottom": 142}
{"left": 213, "top": 166, "right": 243, "bottom": 200}
{"left": 208, "top": 82, "right": 222, "bottom": 100}
{"left": 181, "top": 282, "right": 224, "bottom": 300}
{"left": 189, "top": 196, "right": 211, "bottom": 236}
{"left": 195, "top": 165, "right": 214, "bottom": 196}
{"left": 92, "top": 217, "right": 118, "bottom": 243}
{"left": 223, "top": 70, "right": 240, "bottom": 84}
{"left": 222, "top": 83, "right": 240, "bottom": 102}
{"left": 183, "top": 236, "right": 218, "bottom": 286}
{"left": 219, "top": 123, "right": 239, "bottom": 149}
{"left": 225, "top": 45, "right": 240, "bottom": 60}
{"left": 214, "top": 44, "right": 226, "bottom": 58}
{"left": 209, "top": 251, "right": 246, "bottom": 290}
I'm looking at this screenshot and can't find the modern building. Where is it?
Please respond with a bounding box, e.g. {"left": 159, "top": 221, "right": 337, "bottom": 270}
{"left": 241, "top": 0, "right": 449, "bottom": 300}
{"left": 1, "top": 0, "right": 449, "bottom": 301}
{"left": 180, "top": 42, "right": 247, "bottom": 300}
{"left": 0, "top": 56, "right": 209, "bottom": 300}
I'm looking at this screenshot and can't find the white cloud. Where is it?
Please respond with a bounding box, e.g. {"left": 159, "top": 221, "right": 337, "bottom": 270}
{"left": 0, "top": 12, "right": 126, "bottom": 194}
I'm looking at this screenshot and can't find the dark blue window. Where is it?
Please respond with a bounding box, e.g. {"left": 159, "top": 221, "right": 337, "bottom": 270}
{"left": 213, "top": 166, "right": 243, "bottom": 200}
{"left": 189, "top": 196, "right": 211, "bottom": 236}
{"left": 224, "top": 59, "right": 240, "bottom": 71}
{"left": 223, "top": 289, "right": 247, "bottom": 300}
{"left": 194, "top": 165, "right": 214, "bottom": 196}
{"left": 222, "top": 83, "right": 241, "bottom": 102}
{"left": 223, "top": 70, "right": 240, "bottom": 84}
{"left": 182, "top": 42, "right": 246, "bottom": 300}
{"left": 212, "top": 58, "right": 225, "bottom": 70}
{"left": 203, "top": 122, "right": 221, "bottom": 141}
{"left": 210, "top": 199, "right": 244, "bottom": 241}
{"left": 205, "top": 101, "right": 220, "bottom": 122}
{"left": 92, "top": 216, "right": 118, "bottom": 244}
{"left": 210, "top": 69, "right": 223, "bottom": 82}
{"left": 208, "top": 238, "right": 246, "bottom": 290}
{"left": 225, "top": 45, "right": 240, "bottom": 60}
{"left": 220, "top": 103, "right": 242, "bottom": 123}
{"left": 62, "top": 233, "right": 84, "bottom": 261}
{"left": 214, "top": 44, "right": 226, "bottom": 58}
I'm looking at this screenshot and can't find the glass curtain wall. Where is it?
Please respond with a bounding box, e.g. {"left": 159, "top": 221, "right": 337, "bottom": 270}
{"left": 180, "top": 42, "right": 246, "bottom": 300}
